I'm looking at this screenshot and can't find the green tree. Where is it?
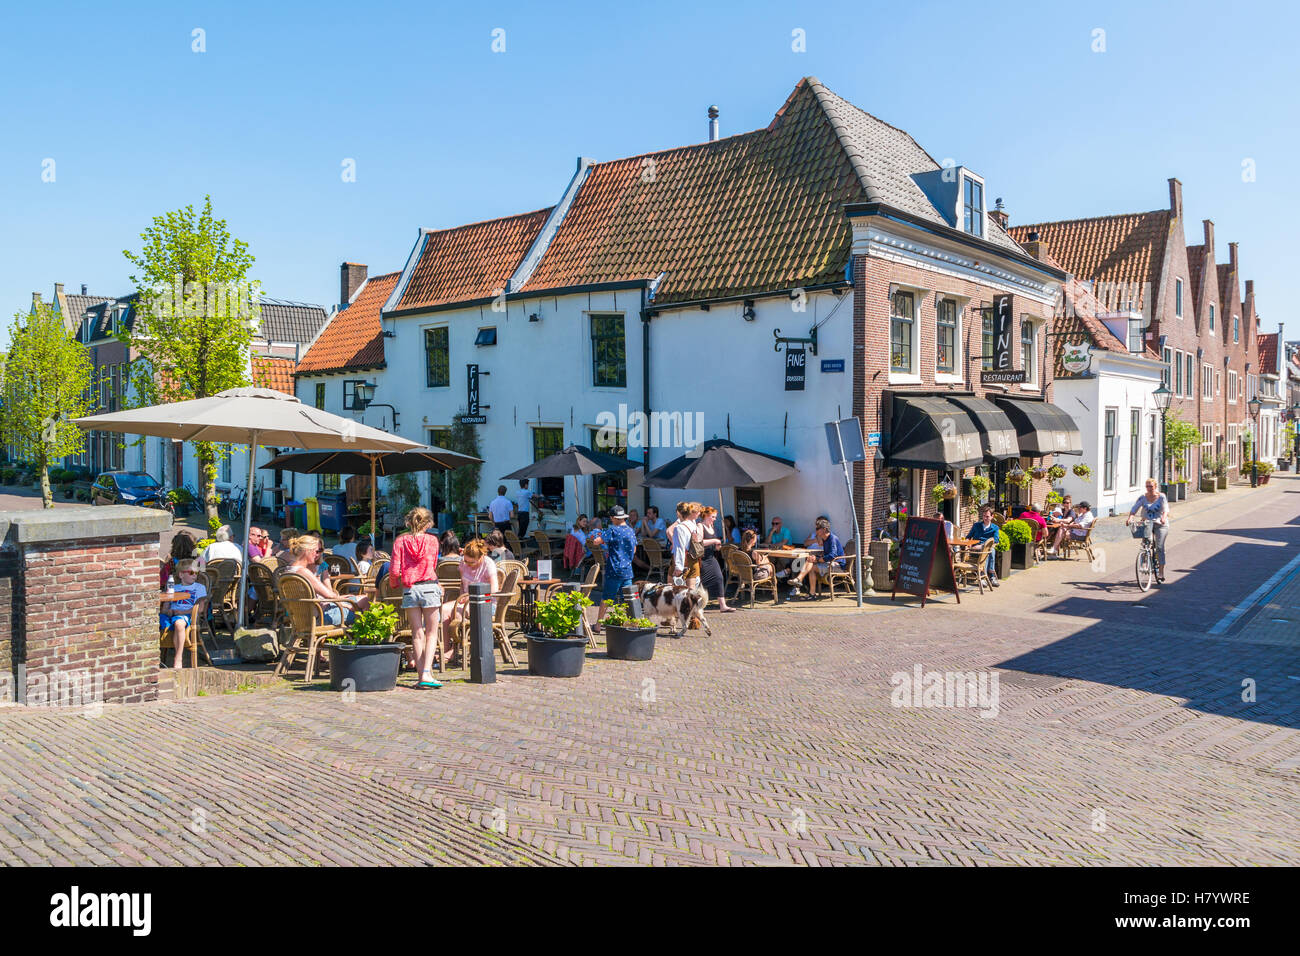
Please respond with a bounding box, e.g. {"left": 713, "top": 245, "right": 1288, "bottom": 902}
{"left": 1, "top": 303, "right": 93, "bottom": 507}
{"left": 446, "top": 414, "right": 483, "bottom": 518}
{"left": 1162, "top": 408, "right": 1201, "bottom": 480}
{"left": 123, "top": 196, "right": 259, "bottom": 525}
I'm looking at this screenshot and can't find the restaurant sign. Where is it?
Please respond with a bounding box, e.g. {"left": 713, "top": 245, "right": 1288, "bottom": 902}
{"left": 785, "top": 347, "right": 806, "bottom": 391}
{"left": 981, "top": 293, "right": 1026, "bottom": 384}
{"left": 891, "top": 516, "right": 960, "bottom": 608}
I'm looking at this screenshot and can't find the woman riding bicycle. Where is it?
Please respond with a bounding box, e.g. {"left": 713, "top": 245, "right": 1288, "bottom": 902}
{"left": 1125, "top": 478, "right": 1170, "bottom": 582}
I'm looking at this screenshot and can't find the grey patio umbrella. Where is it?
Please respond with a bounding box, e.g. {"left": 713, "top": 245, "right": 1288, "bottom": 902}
{"left": 501, "top": 444, "right": 643, "bottom": 523}
{"left": 642, "top": 438, "right": 798, "bottom": 536}
{"left": 75, "top": 387, "right": 421, "bottom": 629}
{"left": 262, "top": 445, "right": 483, "bottom": 541}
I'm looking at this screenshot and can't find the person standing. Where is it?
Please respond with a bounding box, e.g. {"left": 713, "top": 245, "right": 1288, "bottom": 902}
{"left": 488, "top": 485, "right": 514, "bottom": 535}
{"left": 389, "top": 507, "right": 443, "bottom": 689}
{"left": 669, "top": 501, "right": 701, "bottom": 586}
{"left": 594, "top": 506, "right": 637, "bottom": 631}
{"left": 516, "top": 479, "right": 535, "bottom": 538}
{"left": 697, "top": 507, "right": 736, "bottom": 612}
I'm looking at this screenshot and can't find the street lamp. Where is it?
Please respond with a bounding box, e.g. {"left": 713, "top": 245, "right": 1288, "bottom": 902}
{"left": 1153, "top": 383, "right": 1172, "bottom": 489}
{"left": 1247, "top": 395, "right": 1262, "bottom": 487}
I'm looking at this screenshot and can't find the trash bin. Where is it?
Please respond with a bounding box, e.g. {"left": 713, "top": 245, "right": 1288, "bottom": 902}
{"left": 305, "top": 497, "right": 322, "bottom": 533}
{"left": 285, "top": 500, "right": 305, "bottom": 528}
{"left": 317, "top": 490, "right": 347, "bottom": 532}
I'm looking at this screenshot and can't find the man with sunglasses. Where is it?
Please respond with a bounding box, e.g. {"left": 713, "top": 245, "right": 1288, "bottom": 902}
{"left": 766, "top": 516, "right": 793, "bottom": 547}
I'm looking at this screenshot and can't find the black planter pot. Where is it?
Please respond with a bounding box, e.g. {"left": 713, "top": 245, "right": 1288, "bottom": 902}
{"left": 526, "top": 632, "right": 586, "bottom": 677}
{"left": 327, "top": 643, "right": 402, "bottom": 692}
{"left": 604, "top": 624, "right": 657, "bottom": 661}
{"left": 1010, "top": 541, "right": 1036, "bottom": 570}
{"left": 995, "top": 549, "right": 1013, "bottom": 579}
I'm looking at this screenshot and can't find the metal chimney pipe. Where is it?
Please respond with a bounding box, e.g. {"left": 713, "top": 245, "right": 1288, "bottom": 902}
{"left": 708, "top": 105, "right": 719, "bottom": 142}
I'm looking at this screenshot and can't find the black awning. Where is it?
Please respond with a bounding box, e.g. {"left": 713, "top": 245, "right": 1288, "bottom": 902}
{"left": 992, "top": 398, "right": 1083, "bottom": 456}
{"left": 888, "top": 397, "right": 984, "bottom": 470}
{"left": 946, "top": 395, "right": 1021, "bottom": 461}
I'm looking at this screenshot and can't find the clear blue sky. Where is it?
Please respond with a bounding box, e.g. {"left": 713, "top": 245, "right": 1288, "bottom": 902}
{"left": 2, "top": 0, "right": 1296, "bottom": 349}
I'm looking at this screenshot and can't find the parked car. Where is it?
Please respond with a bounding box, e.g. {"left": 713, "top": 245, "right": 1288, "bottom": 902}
{"left": 91, "top": 471, "right": 166, "bottom": 507}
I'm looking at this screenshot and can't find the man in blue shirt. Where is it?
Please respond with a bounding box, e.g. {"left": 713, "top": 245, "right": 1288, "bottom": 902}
{"left": 766, "top": 516, "right": 793, "bottom": 547}
{"left": 966, "top": 505, "right": 1001, "bottom": 586}
{"left": 595, "top": 506, "right": 638, "bottom": 630}
{"left": 789, "top": 518, "right": 846, "bottom": 598}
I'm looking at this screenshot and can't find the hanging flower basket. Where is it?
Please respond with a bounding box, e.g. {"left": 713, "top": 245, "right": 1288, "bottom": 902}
{"left": 1029, "top": 466, "right": 1048, "bottom": 481}
{"left": 1046, "top": 464, "right": 1067, "bottom": 482}
{"left": 1072, "top": 464, "right": 1093, "bottom": 479}
{"left": 1008, "top": 471, "right": 1033, "bottom": 490}
{"left": 931, "top": 480, "right": 958, "bottom": 505}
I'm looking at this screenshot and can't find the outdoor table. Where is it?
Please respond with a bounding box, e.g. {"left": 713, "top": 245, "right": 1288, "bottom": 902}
{"left": 515, "top": 578, "right": 554, "bottom": 633}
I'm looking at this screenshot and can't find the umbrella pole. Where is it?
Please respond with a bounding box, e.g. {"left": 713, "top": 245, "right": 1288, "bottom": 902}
{"left": 236, "top": 430, "right": 259, "bottom": 633}
{"left": 370, "top": 456, "right": 377, "bottom": 549}
{"left": 572, "top": 474, "right": 579, "bottom": 525}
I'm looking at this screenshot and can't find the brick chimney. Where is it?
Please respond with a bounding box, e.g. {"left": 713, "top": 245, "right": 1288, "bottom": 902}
{"left": 1168, "top": 178, "right": 1183, "bottom": 220}
{"left": 1202, "top": 219, "right": 1214, "bottom": 256}
{"left": 1229, "top": 242, "right": 1238, "bottom": 276}
{"left": 340, "top": 262, "right": 367, "bottom": 309}
{"left": 989, "top": 197, "right": 1009, "bottom": 230}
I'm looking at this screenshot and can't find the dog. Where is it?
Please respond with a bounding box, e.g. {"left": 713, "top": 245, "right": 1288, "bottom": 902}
{"left": 638, "top": 582, "right": 712, "bottom": 638}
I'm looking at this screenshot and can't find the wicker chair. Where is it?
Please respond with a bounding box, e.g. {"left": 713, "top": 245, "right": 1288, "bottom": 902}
{"left": 452, "top": 567, "right": 521, "bottom": 666}
{"left": 639, "top": 537, "right": 668, "bottom": 583}
{"left": 204, "top": 558, "right": 241, "bottom": 634}
{"left": 274, "top": 572, "right": 346, "bottom": 681}
{"left": 322, "top": 552, "right": 362, "bottom": 592}
{"left": 822, "top": 542, "right": 856, "bottom": 600}
{"left": 159, "top": 592, "right": 208, "bottom": 668}
{"left": 531, "top": 531, "right": 552, "bottom": 561}
{"left": 586, "top": 540, "right": 606, "bottom": 585}
{"left": 504, "top": 530, "right": 530, "bottom": 559}
{"left": 1059, "top": 524, "right": 1096, "bottom": 563}
{"left": 246, "top": 560, "right": 279, "bottom": 627}
{"left": 436, "top": 561, "right": 463, "bottom": 602}
{"left": 498, "top": 559, "right": 528, "bottom": 587}
{"left": 952, "top": 538, "right": 996, "bottom": 594}
{"left": 727, "top": 549, "right": 778, "bottom": 607}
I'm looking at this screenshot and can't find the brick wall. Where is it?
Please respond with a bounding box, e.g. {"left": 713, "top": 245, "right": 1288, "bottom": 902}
{"left": 0, "top": 507, "right": 171, "bottom": 706}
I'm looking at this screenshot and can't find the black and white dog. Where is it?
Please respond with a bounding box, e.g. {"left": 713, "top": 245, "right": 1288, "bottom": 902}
{"left": 638, "top": 583, "right": 712, "bottom": 638}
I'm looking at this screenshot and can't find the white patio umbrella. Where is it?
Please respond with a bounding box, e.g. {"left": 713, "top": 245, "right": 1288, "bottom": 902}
{"left": 74, "top": 387, "right": 421, "bottom": 628}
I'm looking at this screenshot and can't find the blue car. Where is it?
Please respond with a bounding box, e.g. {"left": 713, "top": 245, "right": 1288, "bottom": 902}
{"left": 91, "top": 471, "right": 165, "bottom": 508}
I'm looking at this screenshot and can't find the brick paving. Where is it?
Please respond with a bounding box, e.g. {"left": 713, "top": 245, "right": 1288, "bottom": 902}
{"left": 0, "top": 479, "right": 1297, "bottom": 865}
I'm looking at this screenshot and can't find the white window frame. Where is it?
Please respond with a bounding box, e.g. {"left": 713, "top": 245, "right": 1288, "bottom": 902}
{"left": 1019, "top": 316, "right": 1039, "bottom": 389}
{"left": 961, "top": 173, "right": 986, "bottom": 238}
{"left": 1175, "top": 278, "right": 1183, "bottom": 318}
{"left": 1103, "top": 407, "right": 1118, "bottom": 493}
{"left": 1162, "top": 347, "right": 1172, "bottom": 388}
{"left": 1185, "top": 354, "right": 1193, "bottom": 397}
{"left": 935, "top": 294, "right": 965, "bottom": 383}
{"left": 888, "top": 283, "right": 928, "bottom": 384}
{"left": 1202, "top": 363, "right": 1213, "bottom": 399}
{"left": 1228, "top": 370, "right": 1238, "bottom": 404}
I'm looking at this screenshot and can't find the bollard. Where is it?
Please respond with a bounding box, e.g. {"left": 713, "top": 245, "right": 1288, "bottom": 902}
{"left": 468, "top": 581, "right": 496, "bottom": 684}
{"left": 621, "top": 583, "right": 643, "bottom": 619}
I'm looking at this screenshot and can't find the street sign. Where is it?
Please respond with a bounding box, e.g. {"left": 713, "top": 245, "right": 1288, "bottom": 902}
{"left": 825, "top": 418, "right": 867, "bottom": 464}
{"left": 820, "top": 359, "right": 845, "bottom": 373}
{"left": 866, "top": 431, "right": 881, "bottom": 448}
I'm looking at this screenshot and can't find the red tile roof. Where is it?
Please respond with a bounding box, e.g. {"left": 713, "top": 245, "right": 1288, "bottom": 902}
{"left": 297, "top": 271, "right": 400, "bottom": 375}
{"left": 1258, "top": 333, "right": 1278, "bottom": 373}
{"left": 251, "top": 355, "right": 296, "bottom": 394}
{"left": 391, "top": 210, "right": 551, "bottom": 313}
{"left": 520, "top": 79, "right": 873, "bottom": 303}
{"left": 1009, "top": 211, "right": 1170, "bottom": 312}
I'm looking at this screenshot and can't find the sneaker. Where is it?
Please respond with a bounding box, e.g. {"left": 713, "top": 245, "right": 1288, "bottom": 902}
{"left": 1046, "top": 548, "right": 1057, "bottom": 556}
{"left": 776, "top": 570, "right": 790, "bottom": 580}
{"left": 989, "top": 576, "right": 1000, "bottom": 588}
{"left": 787, "top": 586, "right": 801, "bottom": 597}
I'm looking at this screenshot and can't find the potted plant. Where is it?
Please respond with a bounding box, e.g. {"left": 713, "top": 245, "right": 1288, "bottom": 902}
{"left": 1253, "top": 460, "right": 1274, "bottom": 485}
{"left": 528, "top": 589, "right": 592, "bottom": 678}
{"left": 1212, "top": 454, "right": 1229, "bottom": 489}
{"left": 1008, "top": 470, "right": 1033, "bottom": 491}
{"left": 1045, "top": 464, "right": 1067, "bottom": 483}
{"left": 602, "top": 602, "right": 658, "bottom": 661}
{"left": 1200, "top": 470, "right": 1217, "bottom": 493}
{"left": 326, "top": 601, "right": 403, "bottom": 692}
{"left": 1003, "top": 518, "right": 1036, "bottom": 570}
{"left": 930, "top": 481, "right": 956, "bottom": 507}
{"left": 1045, "top": 490, "right": 1064, "bottom": 508}
{"left": 1029, "top": 465, "right": 1048, "bottom": 481}
{"left": 167, "top": 486, "right": 194, "bottom": 516}
{"left": 1072, "top": 463, "right": 1093, "bottom": 480}
{"left": 966, "top": 474, "right": 993, "bottom": 503}
{"left": 994, "top": 528, "right": 1012, "bottom": 579}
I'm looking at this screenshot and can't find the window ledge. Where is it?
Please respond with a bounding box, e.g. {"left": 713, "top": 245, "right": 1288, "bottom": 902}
{"left": 888, "top": 372, "right": 922, "bottom": 385}
{"left": 935, "top": 373, "right": 963, "bottom": 384}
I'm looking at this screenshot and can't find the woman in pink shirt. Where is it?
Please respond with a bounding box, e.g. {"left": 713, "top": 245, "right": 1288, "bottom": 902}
{"left": 441, "top": 539, "right": 497, "bottom": 666}
{"left": 389, "top": 507, "right": 442, "bottom": 688}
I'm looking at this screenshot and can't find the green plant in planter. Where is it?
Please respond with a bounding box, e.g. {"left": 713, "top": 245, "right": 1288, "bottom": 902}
{"left": 1002, "top": 519, "right": 1033, "bottom": 545}
{"left": 1029, "top": 465, "right": 1048, "bottom": 481}
{"left": 602, "top": 602, "right": 653, "bottom": 629}
{"left": 1008, "top": 471, "right": 1033, "bottom": 490}
{"left": 1072, "top": 463, "right": 1093, "bottom": 479}
{"left": 329, "top": 601, "right": 398, "bottom": 645}
{"left": 1046, "top": 490, "right": 1064, "bottom": 507}
{"left": 1211, "top": 454, "right": 1229, "bottom": 479}
{"left": 167, "top": 487, "right": 193, "bottom": 505}
{"left": 357, "top": 520, "right": 375, "bottom": 536}
{"left": 1046, "top": 464, "right": 1067, "bottom": 482}
{"left": 995, "top": 529, "right": 1010, "bottom": 552}
{"left": 535, "top": 590, "right": 592, "bottom": 637}
{"left": 195, "top": 537, "right": 215, "bottom": 551}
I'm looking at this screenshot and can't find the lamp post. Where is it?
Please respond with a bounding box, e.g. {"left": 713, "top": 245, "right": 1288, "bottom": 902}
{"left": 1292, "top": 403, "right": 1300, "bottom": 472}
{"left": 1247, "top": 396, "right": 1262, "bottom": 487}
{"left": 1153, "top": 383, "right": 1172, "bottom": 491}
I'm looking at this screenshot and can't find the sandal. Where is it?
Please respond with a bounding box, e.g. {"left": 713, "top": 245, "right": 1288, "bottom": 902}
{"left": 416, "top": 675, "right": 443, "bottom": 689}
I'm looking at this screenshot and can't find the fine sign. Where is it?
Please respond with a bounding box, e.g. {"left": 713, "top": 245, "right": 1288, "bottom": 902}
{"left": 785, "top": 347, "right": 806, "bottom": 391}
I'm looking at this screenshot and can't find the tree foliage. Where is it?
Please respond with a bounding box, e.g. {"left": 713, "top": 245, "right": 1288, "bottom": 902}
{"left": 1162, "top": 408, "right": 1201, "bottom": 478}
{"left": 446, "top": 414, "right": 484, "bottom": 517}
{"left": 123, "top": 196, "right": 258, "bottom": 522}
{"left": 1, "top": 303, "right": 93, "bottom": 507}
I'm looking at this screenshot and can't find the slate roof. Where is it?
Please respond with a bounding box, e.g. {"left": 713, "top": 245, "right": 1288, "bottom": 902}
{"left": 257, "top": 297, "right": 329, "bottom": 344}
{"left": 1258, "top": 333, "right": 1278, "bottom": 374}
{"left": 390, "top": 210, "right": 551, "bottom": 313}
{"left": 1009, "top": 211, "right": 1170, "bottom": 312}
{"left": 521, "top": 77, "right": 1026, "bottom": 304}
{"left": 251, "top": 355, "right": 296, "bottom": 394}
{"left": 297, "top": 271, "right": 400, "bottom": 375}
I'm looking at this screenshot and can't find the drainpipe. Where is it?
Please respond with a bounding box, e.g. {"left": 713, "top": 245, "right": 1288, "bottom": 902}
{"left": 640, "top": 286, "right": 651, "bottom": 512}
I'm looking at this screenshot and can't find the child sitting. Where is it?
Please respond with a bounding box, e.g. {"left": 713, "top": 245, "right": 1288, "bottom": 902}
{"left": 160, "top": 559, "right": 207, "bottom": 669}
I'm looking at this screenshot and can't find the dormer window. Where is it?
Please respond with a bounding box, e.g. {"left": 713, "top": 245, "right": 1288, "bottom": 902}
{"left": 963, "top": 176, "right": 984, "bottom": 237}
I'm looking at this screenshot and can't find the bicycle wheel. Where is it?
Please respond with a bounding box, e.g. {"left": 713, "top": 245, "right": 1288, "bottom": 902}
{"left": 1135, "top": 547, "right": 1153, "bottom": 592}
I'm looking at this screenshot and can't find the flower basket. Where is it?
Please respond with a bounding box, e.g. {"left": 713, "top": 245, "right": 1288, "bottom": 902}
{"left": 1029, "top": 466, "right": 1048, "bottom": 481}
{"left": 1046, "top": 465, "right": 1067, "bottom": 482}
{"left": 1072, "top": 464, "right": 1093, "bottom": 479}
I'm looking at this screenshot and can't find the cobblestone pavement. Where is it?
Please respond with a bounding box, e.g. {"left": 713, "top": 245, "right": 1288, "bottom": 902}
{"left": 1, "top": 479, "right": 1297, "bottom": 866}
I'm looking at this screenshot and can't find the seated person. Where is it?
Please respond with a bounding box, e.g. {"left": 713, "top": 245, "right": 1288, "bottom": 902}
{"left": 160, "top": 559, "right": 207, "bottom": 669}
{"left": 587, "top": 518, "right": 605, "bottom": 553}
{"left": 724, "top": 515, "right": 741, "bottom": 545}
{"left": 934, "top": 510, "right": 955, "bottom": 545}
{"left": 1018, "top": 503, "right": 1048, "bottom": 540}
{"left": 440, "top": 540, "right": 499, "bottom": 663}
{"left": 272, "top": 527, "right": 299, "bottom": 559}
{"left": 1047, "top": 501, "right": 1094, "bottom": 555}
{"left": 741, "top": 529, "right": 775, "bottom": 582}
{"left": 1046, "top": 496, "right": 1073, "bottom": 527}
{"left": 332, "top": 525, "right": 359, "bottom": 562}
{"left": 804, "top": 515, "right": 831, "bottom": 547}
{"left": 246, "top": 526, "right": 271, "bottom": 560}
{"left": 966, "top": 505, "right": 1001, "bottom": 585}
{"left": 354, "top": 541, "right": 375, "bottom": 577}
{"left": 766, "top": 516, "right": 793, "bottom": 547}
{"left": 162, "top": 530, "right": 198, "bottom": 589}
{"left": 279, "top": 534, "right": 369, "bottom": 625}
{"left": 438, "top": 530, "right": 462, "bottom": 561}
{"left": 789, "top": 519, "right": 846, "bottom": 598}
{"left": 198, "top": 524, "right": 243, "bottom": 568}
{"left": 637, "top": 506, "right": 668, "bottom": 544}
{"left": 485, "top": 529, "right": 514, "bottom": 563}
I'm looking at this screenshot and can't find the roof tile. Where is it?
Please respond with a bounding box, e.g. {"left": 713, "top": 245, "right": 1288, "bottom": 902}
{"left": 297, "top": 272, "right": 400, "bottom": 375}
{"left": 251, "top": 355, "right": 296, "bottom": 394}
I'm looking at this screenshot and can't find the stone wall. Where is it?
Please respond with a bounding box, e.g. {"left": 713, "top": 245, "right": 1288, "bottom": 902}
{"left": 0, "top": 506, "right": 171, "bottom": 706}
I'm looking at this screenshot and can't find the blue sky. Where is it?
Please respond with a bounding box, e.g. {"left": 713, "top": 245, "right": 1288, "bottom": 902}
{"left": 2, "top": 0, "right": 1297, "bottom": 350}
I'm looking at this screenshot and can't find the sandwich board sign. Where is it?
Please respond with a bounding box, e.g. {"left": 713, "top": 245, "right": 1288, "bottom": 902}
{"left": 891, "top": 516, "right": 960, "bottom": 607}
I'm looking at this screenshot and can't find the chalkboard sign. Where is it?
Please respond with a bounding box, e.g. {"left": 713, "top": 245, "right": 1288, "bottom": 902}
{"left": 734, "top": 486, "right": 763, "bottom": 534}
{"left": 891, "top": 516, "right": 959, "bottom": 607}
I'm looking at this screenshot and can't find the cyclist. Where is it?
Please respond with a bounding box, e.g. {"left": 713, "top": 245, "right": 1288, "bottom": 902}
{"left": 1126, "top": 478, "right": 1170, "bottom": 582}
